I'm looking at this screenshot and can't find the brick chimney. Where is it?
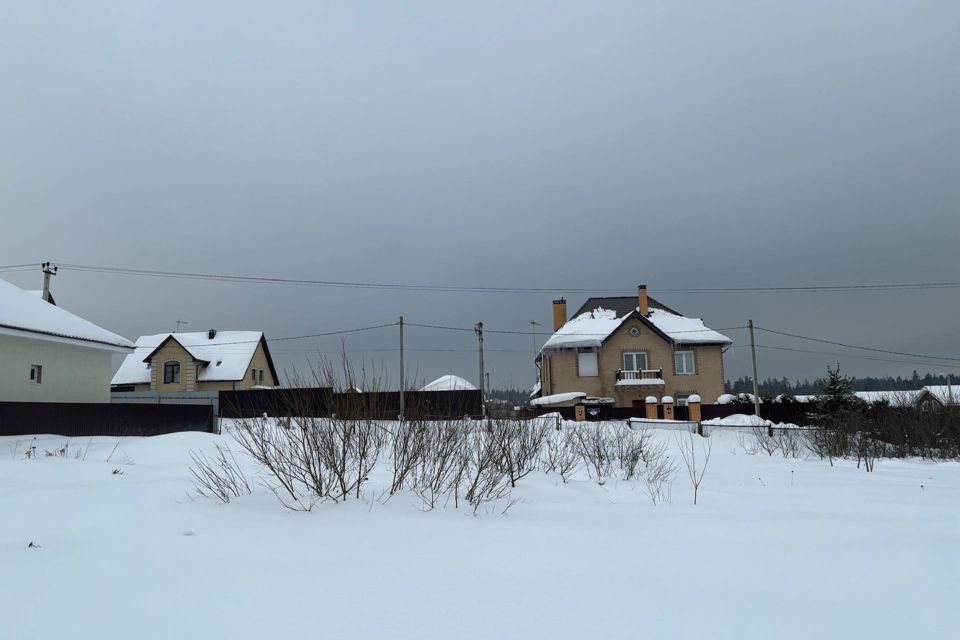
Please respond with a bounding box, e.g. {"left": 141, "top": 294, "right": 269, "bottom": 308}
{"left": 552, "top": 298, "right": 567, "bottom": 332}
{"left": 638, "top": 284, "right": 649, "bottom": 316}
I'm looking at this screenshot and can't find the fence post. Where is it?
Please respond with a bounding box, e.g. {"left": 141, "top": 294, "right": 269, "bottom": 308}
{"left": 645, "top": 396, "right": 658, "bottom": 420}
{"left": 662, "top": 395, "right": 675, "bottom": 421}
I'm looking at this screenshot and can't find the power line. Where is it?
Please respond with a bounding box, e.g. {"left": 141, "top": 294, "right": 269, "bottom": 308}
{"left": 41, "top": 261, "right": 960, "bottom": 296}
{"left": 754, "top": 326, "right": 960, "bottom": 364}
{"left": 406, "top": 321, "right": 749, "bottom": 337}
{"left": 749, "top": 344, "right": 960, "bottom": 371}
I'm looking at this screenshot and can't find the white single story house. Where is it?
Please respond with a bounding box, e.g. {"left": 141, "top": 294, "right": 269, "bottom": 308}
{"left": 0, "top": 278, "right": 134, "bottom": 402}
{"left": 420, "top": 375, "right": 477, "bottom": 392}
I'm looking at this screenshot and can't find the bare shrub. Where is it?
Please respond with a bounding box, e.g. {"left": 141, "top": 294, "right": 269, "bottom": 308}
{"left": 643, "top": 440, "right": 677, "bottom": 505}
{"left": 542, "top": 428, "right": 580, "bottom": 482}
{"left": 611, "top": 425, "right": 650, "bottom": 481}
{"left": 676, "top": 431, "right": 713, "bottom": 505}
{"left": 413, "top": 420, "right": 469, "bottom": 509}
{"left": 773, "top": 428, "right": 805, "bottom": 458}
{"left": 388, "top": 418, "right": 428, "bottom": 494}
{"left": 491, "top": 417, "right": 549, "bottom": 487}
{"left": 751, "top": 427, "right": 779, "bottom": 456}
{"left": 570, "top": 425, "right": 613, "bottom": 484}
{"left": 189, "top": 444, "right": 253, "bottom": 503}
{"left": 462, "top": 428, "right": 512, "bottom": 514}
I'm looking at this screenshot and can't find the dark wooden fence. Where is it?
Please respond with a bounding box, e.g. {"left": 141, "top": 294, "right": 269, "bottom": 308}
{"left": 0, "top": 401, "right": 215, "bottom": 437}
{"left": 521, "top": 402, "right": 812, "bottom": 425}
{"left": 219, "top": 388, "right": 483, "bottom": 420}
{"left": 700, "top": 403, "right": 812, "bottom": 425}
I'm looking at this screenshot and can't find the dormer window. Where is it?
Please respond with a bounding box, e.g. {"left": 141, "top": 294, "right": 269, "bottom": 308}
{"left": 163, "top": 360, "right": 181, "bottom": 384}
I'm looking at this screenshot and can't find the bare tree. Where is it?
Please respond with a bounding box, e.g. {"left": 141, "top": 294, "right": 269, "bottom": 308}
{"left": 676, "top": 431, "right": 713, "bottom": 505}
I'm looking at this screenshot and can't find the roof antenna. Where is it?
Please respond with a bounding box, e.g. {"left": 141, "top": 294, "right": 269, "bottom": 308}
{"left": 175, "top": 319, "right": 189, "bottom": 332}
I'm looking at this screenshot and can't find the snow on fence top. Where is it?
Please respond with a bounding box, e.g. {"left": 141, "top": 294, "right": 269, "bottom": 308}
{"left": 542, "top": 305, "right": 731, "bottom": 350}
{"left": 112, "top": 331, "right": 265, "bottom": 385}
{"left": 0, "top": 277, "right": 133, "bottom": 351}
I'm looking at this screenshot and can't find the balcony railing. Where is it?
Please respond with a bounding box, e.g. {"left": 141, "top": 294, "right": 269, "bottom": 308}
{"left": 616, "top": 368, "right": 663, "bottom": 383}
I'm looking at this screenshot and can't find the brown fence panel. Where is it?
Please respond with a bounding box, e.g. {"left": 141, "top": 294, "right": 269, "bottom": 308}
{"left": 699, "top": 403, "right": 812, "bottom": 425}
{"left": 0, "top": 402, "right": 214, "bottom": 437}
{"left": 219, "top": 388, "right": 482, "bottom": 420}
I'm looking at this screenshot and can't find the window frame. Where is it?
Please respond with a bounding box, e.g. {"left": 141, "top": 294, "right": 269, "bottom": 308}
{"left": 163, "top": 360, "right": 181, "bottom": 384}
{"left": 29, "top": 364, "right": 42, "bottom": 384}
{"left": 622, "top": 351, "right": 648, "bottom": 372}
{"left": 674, "top": 350, "right": 696, "bottom": 375}
{"left": 577, "top": 348, "right": 599, "bottom": 378}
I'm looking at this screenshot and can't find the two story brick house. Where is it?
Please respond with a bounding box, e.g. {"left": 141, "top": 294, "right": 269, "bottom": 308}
{"left": 536, "top": 286, "right": 731, "bottom": 408}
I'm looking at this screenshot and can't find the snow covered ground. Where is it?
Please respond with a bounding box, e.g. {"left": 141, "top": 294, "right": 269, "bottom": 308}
{"left": 1, "top": 423, "right": 957, "bottom": 639}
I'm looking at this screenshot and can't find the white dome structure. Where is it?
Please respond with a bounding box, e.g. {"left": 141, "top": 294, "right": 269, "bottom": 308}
{"left": 420, "top": 375, "right": 477, "bottom": 392}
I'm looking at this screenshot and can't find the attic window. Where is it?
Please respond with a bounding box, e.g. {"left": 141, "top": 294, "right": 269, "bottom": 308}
{"left": 216, "top": 360, "right": 222, "bottom": 366}
{"left": 628, "top": 327, "right": 640, "bottom": 337}
{"left": 163, "top": 360, "right": 181, "bottom": 384}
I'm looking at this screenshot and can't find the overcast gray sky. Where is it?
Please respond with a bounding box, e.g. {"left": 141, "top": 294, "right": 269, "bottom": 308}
{"left": 2, "top": 1, "right": 958, "bottom": 391}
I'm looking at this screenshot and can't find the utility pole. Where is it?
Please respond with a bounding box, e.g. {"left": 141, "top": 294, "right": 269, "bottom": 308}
{"left": 748, "top": 319, "right": 769, "bottom": 435}
{"left": 399, "top": 316, "right": 405, "bottom": 420}
{"left": 476, "top": 321, "right": 486, "bottom": 419}
{"left": 41, "top": 262, "right": 57, "bottom": 303}
{"left": 530, "top": 320, "right": 541, "bottom": 385}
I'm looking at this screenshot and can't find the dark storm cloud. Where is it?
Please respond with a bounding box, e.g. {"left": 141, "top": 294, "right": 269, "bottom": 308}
{"left": 2, "top": 1, "right": 958, "bottom": 391}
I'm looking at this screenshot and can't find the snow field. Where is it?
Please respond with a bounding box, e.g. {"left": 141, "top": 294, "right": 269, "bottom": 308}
{"left": 1, "top": 422, "right": 957, "bottom": 640}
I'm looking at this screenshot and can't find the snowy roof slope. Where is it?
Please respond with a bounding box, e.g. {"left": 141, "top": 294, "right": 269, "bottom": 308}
{"left": 530, "top": 391, "right": 586, "bottom": 407}
{"left": 542, "top": 305, "right": 731, "bottom": 350}
{"left": 0, "top": 278, "right": 132, "bottom": 350}
{"left": 420, "top": 375, "right": 477, "bottom": 392}
{"left": 786, "top": 391, "right": 926, "bottom": 407}
{"left": 542, "top": 308, "right": 628, "bottom": 349}
{"left": 646, "top": 308, "right": 732, "bottom": 344}
{"left": 111, "top": 331, "right": 265, "bottom": 385}
{"left": 923, "top": 385, "right": 959, "bottom": 405}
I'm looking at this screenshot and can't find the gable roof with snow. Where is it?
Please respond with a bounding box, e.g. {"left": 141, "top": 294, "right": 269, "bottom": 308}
{"left": 111, "top": 331, "right": 275, "bottom": 385}
{"left": 543, "top": 296, "right": 732, "bottom": 351}
{"left": 420, "top": 375, "right": 477, "bottom": 392}
{"left": 0, "top": 278, "right": 132, "bottom": 351}
{"left": 923, "top": 385, "right": 959, "bottom": 406}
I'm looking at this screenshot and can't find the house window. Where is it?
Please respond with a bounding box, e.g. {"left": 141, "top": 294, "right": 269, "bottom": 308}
{"left": 251, "top": 368, "right": 256, "bottom": 383}
{"left": 577, "top": 349, "right": 599, "bottom": 377}
{"left": 163, "top": 360, "right": 181, "bottom": 384}
{"left": 676, "top": 394, "right": 693, "bottom": 407}
{"left": 29, "top": 364, "right": 42, "bottom": 384}
{"left": 622, "top": 352, "right": 648, "bottom": 371}
{"left": 258, "top": 369, "right": 265, "bottom": 385}
{"left": 675, "top": 351, "right": 695, "bottom": 375}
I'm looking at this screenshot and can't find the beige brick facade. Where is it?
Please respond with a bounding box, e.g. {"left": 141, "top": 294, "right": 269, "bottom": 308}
{"left": 542, "top": 316, "right": 726, "bottom": 406}
{"left": 145, "top": 339, "right": 276, "bottom": 392}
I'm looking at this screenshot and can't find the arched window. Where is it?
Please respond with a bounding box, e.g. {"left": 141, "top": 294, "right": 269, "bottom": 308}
{"left": 163, "top": 360, "right": 181, "bottom": 384}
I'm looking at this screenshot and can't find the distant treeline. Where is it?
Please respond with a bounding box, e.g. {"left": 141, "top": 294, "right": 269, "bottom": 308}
{"left": 487, "top": 388, "right": 531, "bottom": 404}
{"left": 726, "top": 371, "right": 957, "bottom": 397}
